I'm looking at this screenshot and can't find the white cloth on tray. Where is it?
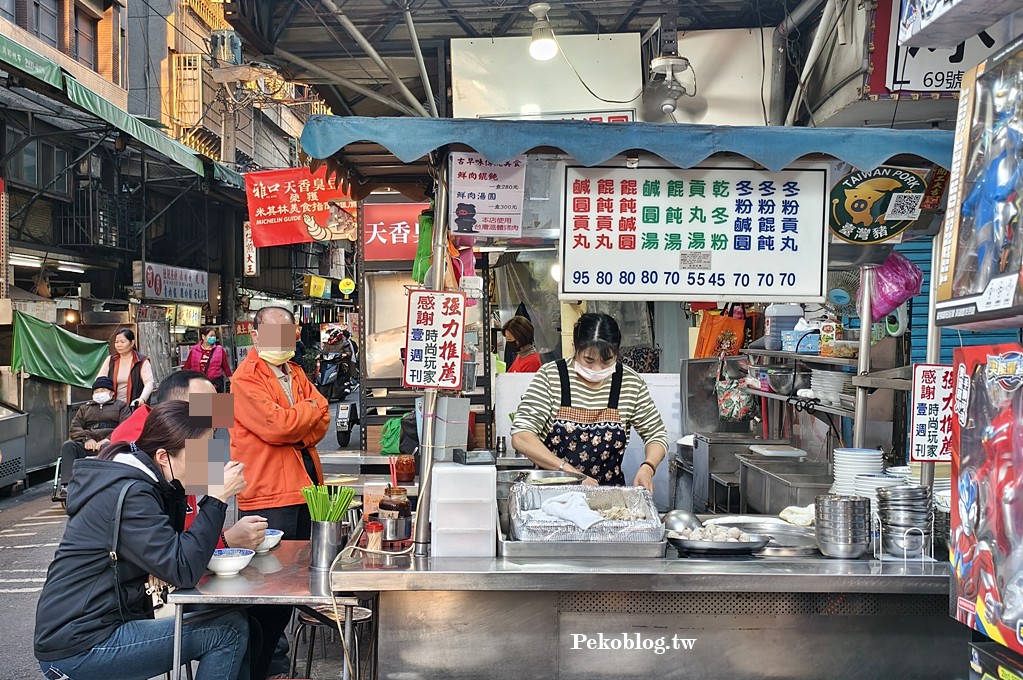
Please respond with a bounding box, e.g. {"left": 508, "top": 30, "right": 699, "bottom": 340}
{"left": 538, "top": 492, "right": 604, "bottom": 530}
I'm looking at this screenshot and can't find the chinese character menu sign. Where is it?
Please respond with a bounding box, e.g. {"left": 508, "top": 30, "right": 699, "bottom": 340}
{"left": 560, "top": 165, "right": 829, "bottom": 301}
{"left": 134, "top": 261, "right": 208, "bottom": 302}
{"left": 449, "top": 152, "right": 526, "bottom": 237}
{"left": 911, "top": 364, "right": 954, "bottom": 462}
{"left": 244, "top": 166, "right": 356, "bottom": 248}
{"left": 403, "top": 290, "right": 466, "bottom": 390}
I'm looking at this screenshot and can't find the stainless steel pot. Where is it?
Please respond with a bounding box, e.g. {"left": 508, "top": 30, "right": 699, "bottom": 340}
{"left": 366, "top": 513, "right": 412, "bottom": 541}
{"left": 497, "top": 469, "right": 585, "bottom": 500}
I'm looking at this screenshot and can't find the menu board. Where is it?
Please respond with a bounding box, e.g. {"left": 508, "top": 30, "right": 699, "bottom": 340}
{"left": 449, "top": 152, "right": 526, "bottom": 237}
{"left": 560, "top": 164, "right": 829, "bottom": 302}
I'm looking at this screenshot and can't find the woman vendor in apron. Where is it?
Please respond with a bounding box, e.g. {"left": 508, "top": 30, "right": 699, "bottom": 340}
{"left": 510, "top": 313, "right": 668, "bottom": 491}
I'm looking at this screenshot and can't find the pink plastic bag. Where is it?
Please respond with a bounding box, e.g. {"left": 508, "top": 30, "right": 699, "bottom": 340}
{"left": 867, "top": 251, "right": 923, "bottom": 321}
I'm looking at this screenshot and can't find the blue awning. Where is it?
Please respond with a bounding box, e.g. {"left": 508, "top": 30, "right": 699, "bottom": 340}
{"left": 301, "top": 116, "right": 953, "bottom": 173}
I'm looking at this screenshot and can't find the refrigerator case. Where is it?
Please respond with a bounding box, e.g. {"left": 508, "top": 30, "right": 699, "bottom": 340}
{"left": 951, "top": 343, "right": 1023, "bottom": 653}
{"left": 0, "top": 401, "right": 27, "bottom": 489}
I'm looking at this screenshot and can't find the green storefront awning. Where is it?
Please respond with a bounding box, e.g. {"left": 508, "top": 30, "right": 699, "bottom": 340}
{"left": 64, "top": 77, "right": 205, "bottom": 177}
{"left": 214, "top": 161, "right": 245, "bottom": 189}
{"left": 0, "top": 33, "right": 62, "bottom": 89}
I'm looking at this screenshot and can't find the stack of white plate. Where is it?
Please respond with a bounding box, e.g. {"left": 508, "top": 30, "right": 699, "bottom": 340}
{"left": 811, "top": 369, "right": 853, "bottom": 406}
{"left": 854, "top": 472, "right": 906, "bottom": 517}
{"left": 831, "top": 448, "right": 884, "bottom": 495}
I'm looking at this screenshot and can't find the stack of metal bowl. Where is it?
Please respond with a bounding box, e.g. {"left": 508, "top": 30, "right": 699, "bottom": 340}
{"left": 877, "top": 485, "right": 932, "bottom": 559}
{"left": 815, "top": 495, "right": 871, "bottom": 559}
{"left": 933, "top": 507, "right": 951, "bottom": 553}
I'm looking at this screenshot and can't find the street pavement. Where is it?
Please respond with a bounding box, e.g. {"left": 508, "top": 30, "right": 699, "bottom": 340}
{"left": 0, "top": 399, "right": 357, "bottom": 679}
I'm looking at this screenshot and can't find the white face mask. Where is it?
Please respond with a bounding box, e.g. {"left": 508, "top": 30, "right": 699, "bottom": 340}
{"left": 574, "top": 361, "right": 615, "bottom": 383}
{"left": 93, "top": 392, "right": 112, "bottom": 404}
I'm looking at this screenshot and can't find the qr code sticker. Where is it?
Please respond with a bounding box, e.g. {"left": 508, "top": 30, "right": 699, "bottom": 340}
{"left": 885, "top": 192, "right": 924, "bottom": 222}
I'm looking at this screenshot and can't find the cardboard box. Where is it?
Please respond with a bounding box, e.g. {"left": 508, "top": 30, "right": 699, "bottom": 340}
{"left": 970, "top": 641, "right": 1023, "bottom": 680}
{"left": 936, "top": 37, "right": 1023, "bottom": 329}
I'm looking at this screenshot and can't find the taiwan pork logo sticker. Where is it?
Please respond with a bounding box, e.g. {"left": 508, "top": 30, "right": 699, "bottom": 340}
{"left": 829, "top": 166, "right": 926, "bottom": 244}
{"left": 986, "top": 352, "right": 1023, "bottom": 392}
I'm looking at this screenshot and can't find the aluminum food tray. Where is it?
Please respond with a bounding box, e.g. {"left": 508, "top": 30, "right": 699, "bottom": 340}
{"left": 509, "top": 483, "right": 664, "bottom": 543}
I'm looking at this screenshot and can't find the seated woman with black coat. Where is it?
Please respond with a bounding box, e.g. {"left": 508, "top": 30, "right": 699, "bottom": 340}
{"left": 34, "top": 400, "right": 250, "bottom": 680}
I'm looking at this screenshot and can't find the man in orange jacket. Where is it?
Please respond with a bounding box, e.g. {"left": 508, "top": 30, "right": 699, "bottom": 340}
{"left": 231, "top": 306, "right": 330, "bottom": 540}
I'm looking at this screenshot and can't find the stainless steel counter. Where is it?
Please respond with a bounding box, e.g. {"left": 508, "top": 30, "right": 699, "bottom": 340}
{"left": 329, "top": 552, "right": 966, "bottom": 679}
{"left": 332, "top": 552, "right": 950, "bottom": 594}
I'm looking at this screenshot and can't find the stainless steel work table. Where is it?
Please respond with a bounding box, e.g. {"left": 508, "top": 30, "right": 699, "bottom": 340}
{"left": 168, "top": 541, "right": 366, "bottom": 680}
{"left": 330, "top": 552, "right": 968, "bottom": 680}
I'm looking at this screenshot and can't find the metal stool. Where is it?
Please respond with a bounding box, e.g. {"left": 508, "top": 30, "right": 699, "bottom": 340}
{"left": 163, "top": 664, "right": 193, "bottom": 680}
{"left": 289, "top": 603, "right": 373, "bottom": 680}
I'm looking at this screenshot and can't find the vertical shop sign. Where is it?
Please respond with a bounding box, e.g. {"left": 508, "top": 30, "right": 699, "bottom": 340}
{"left": 560, "top": 164, "right": 829, "bottom": 301}
{"left": 363, "top": 203, "right": 428, "bottom": 261}
{"left": 449, "top": 152, "right": 526, "bottom": 237}
{"left": 910, "top": 363, "right": 954, "bottom": 462}
{"left": 0, "top": 179, "right": 7, "bottom": 299}
{"left": 234, "top": 321, "right": 253, "bottom": 363}
{"left": 242, "top": 221, "right": 259, "bottom": 277}
{"left": 403, "top": 290, "right": 466, "bottom": 390}
{"left": 244, "top": 166, "right": 356, "bottom": 247}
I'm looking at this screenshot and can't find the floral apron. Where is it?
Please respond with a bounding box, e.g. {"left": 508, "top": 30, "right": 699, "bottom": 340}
{"left": 544, "top": 359, "right": 629, "bottom": 485}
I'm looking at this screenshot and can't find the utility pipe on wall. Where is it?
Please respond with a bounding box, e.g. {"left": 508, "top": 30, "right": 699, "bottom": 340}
{"left": 785, "top": 0, "right": 842, "bottom": 126}
{"left": 403, "top": 6, "right": 439, "bottom": 118}
{"left": 320, "top": 0, "right": 431, "bottom": 118}
{"left": 274, "top": 48, "right": 418, "bottom": 117}
{"left": 770, "top": 0, "right": 828, "bottom": 125}
{"left": 413, "top": 159, "right": 451, "bottom": 556}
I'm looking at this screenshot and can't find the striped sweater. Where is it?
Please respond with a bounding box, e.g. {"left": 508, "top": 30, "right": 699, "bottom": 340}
{"left": 511, "top": 361, "right": 669, "bottom": 455}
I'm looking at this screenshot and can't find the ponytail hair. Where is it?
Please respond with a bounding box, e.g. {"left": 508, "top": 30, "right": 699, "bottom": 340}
{"left": 100, "top": 400, "right": 212, "bottom": 460}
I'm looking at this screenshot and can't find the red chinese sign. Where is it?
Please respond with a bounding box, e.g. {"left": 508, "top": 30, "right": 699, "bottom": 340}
{"left": 244, "top": 166, "right": 356, "bottom": 248}
{"left": 363, "top": 203, "right": 429, "bottom": 261}
{"left": 403, "top": 290, "right": 465, "bottom": 390}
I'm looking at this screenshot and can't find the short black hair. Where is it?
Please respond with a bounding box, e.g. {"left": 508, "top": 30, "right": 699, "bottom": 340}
{"left": 573, "top": 313, "right": 621, "bottom": 362}
{"left": 253, "top": 306, "right": 295, "bottom": 330}
{"left": 158, "top": 369, "right": 213, "bottom": 402}
{"left": 115, "top": 328, "right": 135, "bottom": 343}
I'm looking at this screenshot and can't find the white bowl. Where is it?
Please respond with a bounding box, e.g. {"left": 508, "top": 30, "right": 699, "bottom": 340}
{"left": 208, "top": 548, "right": 254, "bottom": 576}
{"left": 256, "top": 529, "right": 284, "bottom": 554}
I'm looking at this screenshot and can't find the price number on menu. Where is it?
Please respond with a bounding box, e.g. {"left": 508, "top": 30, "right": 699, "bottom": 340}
{"left": 570, "top": 270, "right": 797, "bottom": 288}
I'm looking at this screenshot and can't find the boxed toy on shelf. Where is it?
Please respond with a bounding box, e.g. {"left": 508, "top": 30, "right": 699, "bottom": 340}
{"left": 936, "top": 36, "right": 1023, "bottom": 329}
{"left": 951, "top": 343, "right": 1023, "bottom": 653}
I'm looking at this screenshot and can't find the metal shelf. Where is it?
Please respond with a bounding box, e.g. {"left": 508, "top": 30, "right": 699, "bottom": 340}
{"left": 743, "top": 386, "right": 855, "bottom": 419}
{"left": 851, "top": 366, "right": 913, "bottom": 392}
{"left": 741, "top": 349, "right": 858, "bottom": 367}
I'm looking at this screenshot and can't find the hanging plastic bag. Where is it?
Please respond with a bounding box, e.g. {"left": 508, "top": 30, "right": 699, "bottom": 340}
{"left": 411, "top": 206, "right": 434, "bottom": 284}
{"left": 380, "top": 416, "right": 403, "bottom": 455}
{"left": 715, "top": 355, "right": 758, "bottom": 422}
{"left": 866, "top": 251, "right": 923, "bottom": 321}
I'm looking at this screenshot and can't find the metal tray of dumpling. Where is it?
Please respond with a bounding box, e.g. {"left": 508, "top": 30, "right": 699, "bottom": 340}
{"left": 667, "top": 533, "right": 771, "bottom": 556}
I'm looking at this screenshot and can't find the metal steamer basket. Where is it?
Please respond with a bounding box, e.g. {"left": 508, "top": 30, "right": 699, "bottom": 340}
{"left": 509, "top": 483, "right": 663, "bottom": 543}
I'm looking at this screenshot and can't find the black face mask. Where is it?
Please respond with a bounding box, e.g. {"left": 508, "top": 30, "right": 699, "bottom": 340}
{"left": 164, "top": 458, "right": 188, "bottom": 533}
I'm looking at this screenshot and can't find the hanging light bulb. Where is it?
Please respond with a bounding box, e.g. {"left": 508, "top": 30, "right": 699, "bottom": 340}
{"left": 528, "top": 3, "right": 558, "bottom": 62}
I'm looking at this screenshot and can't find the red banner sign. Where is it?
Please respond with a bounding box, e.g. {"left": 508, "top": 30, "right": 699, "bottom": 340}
{"left": 362, "top": 203, "right": 430, "bottom": 261}
{"left": 244, "top": 166, "right": 356, "bottom": 248}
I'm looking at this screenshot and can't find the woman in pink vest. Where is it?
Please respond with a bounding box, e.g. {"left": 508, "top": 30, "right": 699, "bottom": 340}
{"left": 183, "top": 326, "right": 233, "bottom": 392}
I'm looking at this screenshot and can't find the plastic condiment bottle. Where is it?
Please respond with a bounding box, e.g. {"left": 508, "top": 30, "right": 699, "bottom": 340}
{"left": 764, "top": 303, "right": 804, "bottom": 351}
{"left": 365, "top": 521, "right": 383, "bottom": 552}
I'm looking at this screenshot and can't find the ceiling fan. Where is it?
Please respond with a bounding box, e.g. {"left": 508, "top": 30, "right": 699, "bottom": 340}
{"left": 640, "top": 14, "right": 704, "bottom": 123}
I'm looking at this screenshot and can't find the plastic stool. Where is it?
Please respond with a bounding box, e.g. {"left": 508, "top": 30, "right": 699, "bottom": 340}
{"left": 289, "top": 604, "right": 373, "bottom": 680}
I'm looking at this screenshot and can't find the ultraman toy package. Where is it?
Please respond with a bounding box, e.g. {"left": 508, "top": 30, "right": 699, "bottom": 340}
{"left": 952, "top": 343, "right": 1023, "bottom": 652}
{"left": 937, "top": 37, "right": 1023, "bottom": 329}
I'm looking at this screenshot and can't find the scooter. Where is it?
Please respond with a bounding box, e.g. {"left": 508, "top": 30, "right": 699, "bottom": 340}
{"left": 315, "top": 352, "right": 346, "bottom": 401}
{"left": 336, "top": 400, "right": 359, "bottom": 448}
